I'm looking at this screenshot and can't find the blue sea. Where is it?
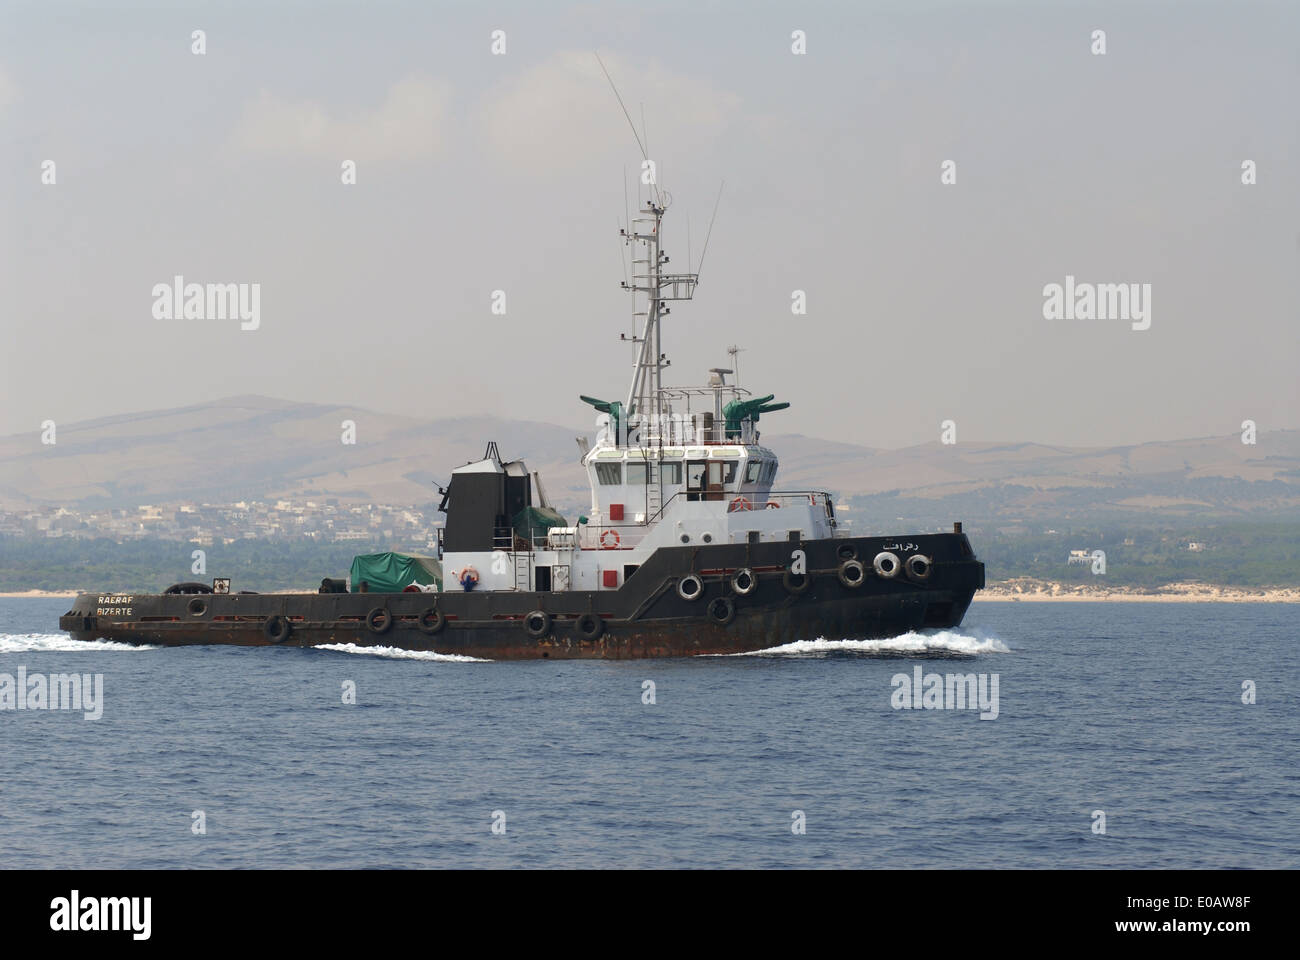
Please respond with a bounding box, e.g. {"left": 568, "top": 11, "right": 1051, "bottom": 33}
{"left": 1, "top": 597, "right": 1295, "bottom": 869}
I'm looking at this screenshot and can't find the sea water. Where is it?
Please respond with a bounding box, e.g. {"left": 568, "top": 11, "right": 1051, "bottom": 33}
{"left": 0, "top": 597, "right": 1295, "bottom": 868}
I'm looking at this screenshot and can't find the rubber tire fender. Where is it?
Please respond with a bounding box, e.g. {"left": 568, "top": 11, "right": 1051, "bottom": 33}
{"left": 837, "top": 559, "right": 867, "bottom": 588}
{"left": 524, "top": 610, "right": 552, "bottom": 639}
{"left": 575, "top": 613, "right": 604, "bottom": 641}
{"left": 905, "top": 554, "right": 933, "bottom": 582}
{"left": 782, "top": 568, "right": 812, "bottom": 595}
{"left": 164, "top": 581, "right": 212, "bottom": 595}
{"left": 677, "top": 573, "right": 704, "bottom": 601}
{"left": 707, "top": 596, "right": 736, "bottom": 625}
{"left": 873, "top": 551, "right": 901, "bottom": 579}
{"left": 264, "top": 615, "right": 292, "bottom": 643}
{"left": 730, "top": 567, "right": 757, "bottom": 596}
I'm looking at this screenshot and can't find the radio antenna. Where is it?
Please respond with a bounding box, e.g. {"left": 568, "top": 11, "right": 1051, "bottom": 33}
{"left": 595, "top": 51, "right": 661, "bottom": 207}
{"left": 695, "top": 180, "right": 725, "bottom": 281}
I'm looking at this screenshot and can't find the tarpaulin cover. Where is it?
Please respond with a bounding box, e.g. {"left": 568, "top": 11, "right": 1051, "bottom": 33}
{"left": 349, "top": 552, "right": 443, "bottom": 593}
{"left": 512, "top": 505, "right": 567, "bottom": 543}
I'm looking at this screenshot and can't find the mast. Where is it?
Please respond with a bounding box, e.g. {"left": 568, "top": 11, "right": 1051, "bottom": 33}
{"left": 620, "top": 198, "right": 697, "bottom": 443}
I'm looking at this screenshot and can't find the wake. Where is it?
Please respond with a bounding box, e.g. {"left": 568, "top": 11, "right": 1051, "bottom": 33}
{"left": 0, "top": 634, "right": 158, "bottom": 653}
{"left": 725, "top": 627, "right": 1010, "bottom": 659}
{"left": 314, "top": 642, "right": 488, "bottom": 663}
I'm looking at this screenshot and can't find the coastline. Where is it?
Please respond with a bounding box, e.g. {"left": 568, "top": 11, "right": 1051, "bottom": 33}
{"left": 975, "top": 578, "right": 1299, "bottom": 603}
{"left": 4, "top": 581, "right": 1297, "bottom": 603}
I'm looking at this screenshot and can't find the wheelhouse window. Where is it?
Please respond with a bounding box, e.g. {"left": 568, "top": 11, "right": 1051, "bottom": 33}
{"left": 653, "top": 462, "right": 682, "bottom": 484}
{"left": 595, "top": 462, "right": 622, "bottom": 485}
{"left": 745, "top": 461, "right": 763, "bottom": 483}
{"left": 626, "top": 462, "right": 648, "bottom": 485}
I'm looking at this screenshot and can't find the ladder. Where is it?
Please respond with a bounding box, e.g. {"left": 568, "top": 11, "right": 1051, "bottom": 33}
{"left": 514, "top": 552, "right": 531, "bottom": 591}
{"left": 647, "top": 475, "right": 662, "bottom": 521}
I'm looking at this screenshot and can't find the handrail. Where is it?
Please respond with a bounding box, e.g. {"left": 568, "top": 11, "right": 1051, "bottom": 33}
{"left": 641, "top": 489, "right": 832, "bottom": 526}
{"left": 505, "top": 490, "right": 834, "bottom": 552}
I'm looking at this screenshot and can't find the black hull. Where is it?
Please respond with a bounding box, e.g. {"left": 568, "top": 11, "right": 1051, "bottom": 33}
{"left": 60, "top": 534, "right": 984, "bottom": 659}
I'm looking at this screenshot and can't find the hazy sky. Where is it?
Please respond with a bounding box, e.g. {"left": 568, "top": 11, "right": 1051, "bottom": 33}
{"left": 2, "top": 0, "right": 1297, "bottom": 449}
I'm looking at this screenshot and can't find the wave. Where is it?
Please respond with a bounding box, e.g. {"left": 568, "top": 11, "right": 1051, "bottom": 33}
{"left": 0, "top": 634, "right": 159, "bottom": 653}
{"left": 720, "top": 628, "right": 1010, "bottom": 658}
{"left": 314, "top": 642, "right": 488, "bottom": 663}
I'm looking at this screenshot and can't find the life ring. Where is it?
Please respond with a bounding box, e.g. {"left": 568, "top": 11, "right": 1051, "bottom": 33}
{"left": 524, "top": 610, "right": 552, "bottom": 639}
{"left": 600, "top": 529, "right": 621, "bottom": 549}
{"left": 764, "top": 501, "right": 780, "bottom": 510}
{"left": 458, "top": 566, "right": 479, "bottom": 591}
{"left": 905, "top": 554, "right": 933, "bottom": 582}
{"left": 676, "top": 573, "right": 704, "bottom": 601}
{"left": 263, "top": 615, "right": 292, "bottom": 643}
{"left": 837, "top": 558, "right": 866, "bottom": 588}
{"left": 402, "top": 584, "right": 421, "bottom": 593}
{"left": 730, "top": 567, "right": 757, "bottom": 596}
{"left": 417, "top": 607, "right": 445, "bottom": 635}
{"left": 728, "top": 496, "right": 753, "bottom": 513}
{"left": 575, "top": 612, "right": 604, "bottom": 641}
{"left": 707, "top": 596, "right": 735, "bottom": 625}
{"left": 873, "top": 551, "right": 901, "bottom": 579}
{"left": 366, "top": 607, "right": 393, "bottom": 634}
{"left": 782, "top": 568, "right": 812, "bottom": 594}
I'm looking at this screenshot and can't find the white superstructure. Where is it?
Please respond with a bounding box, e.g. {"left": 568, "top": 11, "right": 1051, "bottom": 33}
{"left": 439, "top": 200, "right": 837, "bottom": 593}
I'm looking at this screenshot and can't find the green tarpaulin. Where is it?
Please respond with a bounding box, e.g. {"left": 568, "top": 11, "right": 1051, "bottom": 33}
{"left": 513, "top": 505, "right": 567, "bottom": 544}
{"left": 349, "top": 552, "right": 442, "bottom": 593}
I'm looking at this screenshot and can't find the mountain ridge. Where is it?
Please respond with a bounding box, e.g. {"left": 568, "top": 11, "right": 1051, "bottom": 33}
{"left": 3, "top": 395, "right": 1297, "bottom": 522}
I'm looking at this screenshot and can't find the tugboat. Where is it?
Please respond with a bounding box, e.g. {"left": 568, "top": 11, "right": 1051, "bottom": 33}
{"left": 60, "top": 195, "right": 984, "bottom": 659}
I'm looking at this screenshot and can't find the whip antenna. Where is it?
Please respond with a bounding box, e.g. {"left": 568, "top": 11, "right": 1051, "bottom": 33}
{"left": 695, "top": 180, "right": 725, "bottom": 281}
{"left": 595, "top": 51, "right": 661, "bottom": 207}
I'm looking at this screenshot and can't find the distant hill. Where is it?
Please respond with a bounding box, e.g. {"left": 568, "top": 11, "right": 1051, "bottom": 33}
{"left": 2, "top": 396, "right": 1298, "bottom": 523}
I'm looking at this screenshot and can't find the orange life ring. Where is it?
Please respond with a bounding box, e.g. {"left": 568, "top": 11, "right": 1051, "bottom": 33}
{"left": 600, "top": 529, "right": 621, "bottom": 549}
{"left": 764, "top": 500, "right": 780, "bottom": 510}
{"left": 728, "top": 496, "right": 753, "bottom": 513}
